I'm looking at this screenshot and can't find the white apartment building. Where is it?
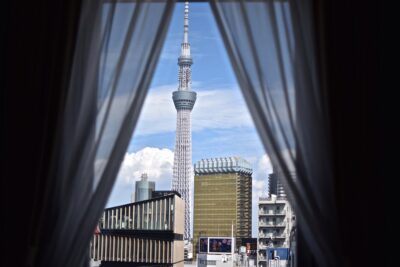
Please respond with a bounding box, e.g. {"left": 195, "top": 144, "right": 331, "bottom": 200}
{"left": 257, "top": 195, "right": 294, "bottom": 267}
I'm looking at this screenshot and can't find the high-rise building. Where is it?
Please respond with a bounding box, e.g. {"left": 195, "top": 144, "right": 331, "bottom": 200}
{"left": 268, "top": 167, "right": 286, "bottom": 198}
{"left": 193, "top": 157, "right": 252, "bottom": 258}
{"left": 171, "top": 1, "right": 196, "bottom": 241}
{"left": 134, "top": 173, "right": 155, "bottom": 202}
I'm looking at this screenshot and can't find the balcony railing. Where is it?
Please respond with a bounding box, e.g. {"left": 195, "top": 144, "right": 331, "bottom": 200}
{"left": 258, "top": 222, "right": 286, "bottom": 227}
{"left": 259, "top": 210, "right": 286, "bottom": 215}
{"left": 259, "top": 233, "right": 286, "bottom": 239}
{"left": 258, "top": 244, "right": 268, "bottom": 250}
{"left": 258, "top": 254, "right": 267, "bottom": 261}
{"left": 259, "top": 197, "right": 287, "bottom": 201}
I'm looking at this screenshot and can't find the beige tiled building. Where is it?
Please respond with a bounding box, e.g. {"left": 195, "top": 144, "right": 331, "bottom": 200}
{"left": 90, "top": 193, "right": 184, "bottom": 267}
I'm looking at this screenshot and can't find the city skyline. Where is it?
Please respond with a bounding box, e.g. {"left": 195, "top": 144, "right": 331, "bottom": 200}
{"left": 106, "top": 2, "right": 272, "bottom": 238}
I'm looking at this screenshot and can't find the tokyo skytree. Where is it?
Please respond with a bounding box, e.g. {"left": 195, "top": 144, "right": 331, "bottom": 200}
{"left": 172, "top": 1, "right": 196, "bottom": 240}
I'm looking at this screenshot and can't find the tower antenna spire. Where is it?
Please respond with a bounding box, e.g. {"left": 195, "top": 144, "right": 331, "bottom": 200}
{"left": 183, "top": 1, "right": 189, "bottom": 43}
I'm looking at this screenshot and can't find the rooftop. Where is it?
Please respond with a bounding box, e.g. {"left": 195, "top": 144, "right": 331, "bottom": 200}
{"left": 194, "top": 156, "right": 253, "bottom": 175}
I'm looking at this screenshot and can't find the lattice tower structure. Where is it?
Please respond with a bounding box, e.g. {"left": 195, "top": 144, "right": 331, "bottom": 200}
{"left": 171, "top": 1, "right": 196, "bottom": 240}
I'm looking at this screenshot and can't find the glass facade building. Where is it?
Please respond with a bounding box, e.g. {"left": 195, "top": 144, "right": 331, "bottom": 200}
{"left": 134, "top": 173, "right": 155, "bottom": 202}
{"left": 268, "top": 165, "right": 288, "bottom": 199}
{"left": 193, "top": 157, "right": 252, "bottom": 259}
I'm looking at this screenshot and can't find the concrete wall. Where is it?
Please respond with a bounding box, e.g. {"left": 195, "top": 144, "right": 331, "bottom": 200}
{"left": 173, "top": 240, "right": 184, "bottom": 267}
{"left": 174, "top": 195, "right": 185, "bottom": 235}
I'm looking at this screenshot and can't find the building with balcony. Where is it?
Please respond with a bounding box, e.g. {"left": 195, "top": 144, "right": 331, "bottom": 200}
{"left": 90, "top": 192, "right": 184, "bottom": 267}
{"left": 257, "top": 195, "right": 294, "bottom": 267}
{"left": 193, "top": 157, "right": 252, "bottom": 259}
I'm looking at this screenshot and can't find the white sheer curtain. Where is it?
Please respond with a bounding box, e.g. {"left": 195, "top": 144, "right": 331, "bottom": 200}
{"left": 37, "top": 1, "right": 175, "bottom": 266}
{"left": 210, "top": 0, "right": 340, "bottom": 266}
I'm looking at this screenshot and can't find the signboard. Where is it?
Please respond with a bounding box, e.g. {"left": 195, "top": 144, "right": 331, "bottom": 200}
{"left": 209, "top": 238, "right": 232, "bottom": 253}
{"left": 198, "top": 237, "right": 234, "bottom": 254}
{"left": 199, "top": 238, "right": 208, "bottom": 253}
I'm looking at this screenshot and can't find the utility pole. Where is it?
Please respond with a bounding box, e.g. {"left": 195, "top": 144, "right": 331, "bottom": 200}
{"left": 231, "top": 221, "right": 234, "bottom": 267}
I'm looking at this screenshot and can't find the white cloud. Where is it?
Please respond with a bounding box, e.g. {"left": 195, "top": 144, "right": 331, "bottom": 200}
{"left": 106, "top": 147, "right": 174, "bottom": 207}
{"left": 257, "top": 154, "right": 273, "bottom": 177}
{"left": 253, "top": 180, "right": 265, "bottom": 191}
{"left": 193, "top": 89, "right": 253, "bottom": 130}
{"left": 134, "top": 85, "right": 177, "bottom": 135}
{"left": 115, "top": 147, "right": 174, "bottom": 188}
{"left": 134, "top": 84, "right": 254, "bottom": 135}
{"left": 251, "top": 153, "right": 273, "bottom": 198}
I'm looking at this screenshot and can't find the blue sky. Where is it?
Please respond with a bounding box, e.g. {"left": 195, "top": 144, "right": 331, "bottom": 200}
{"left": 106, "top": 3, "right": 272, "bottom": 237}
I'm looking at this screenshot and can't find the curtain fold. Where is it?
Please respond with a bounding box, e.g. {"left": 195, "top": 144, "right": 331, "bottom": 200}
{"left": 210, "top": 0, "right": 341, "bottom": 266}
{"left": 34, "top": 1, "right": 176, "bottom": 266}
